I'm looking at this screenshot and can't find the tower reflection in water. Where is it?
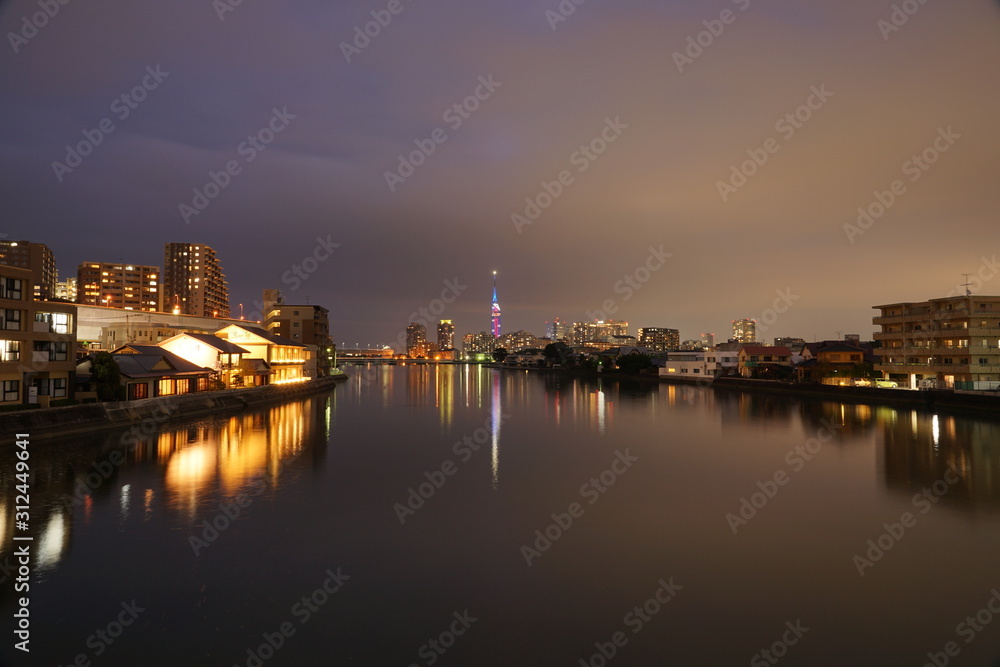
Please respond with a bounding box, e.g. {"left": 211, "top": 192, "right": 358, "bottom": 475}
{"left": 0, "top": 394, "right": 333, "bottom": 576}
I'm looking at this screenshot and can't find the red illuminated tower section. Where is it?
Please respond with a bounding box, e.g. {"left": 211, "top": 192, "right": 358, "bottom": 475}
{"left": 491, "top": 270, "right": 501, "bottom": 338}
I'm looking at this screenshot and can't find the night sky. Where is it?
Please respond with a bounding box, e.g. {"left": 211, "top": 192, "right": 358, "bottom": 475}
{"left": 2, "top": 0, "right": 998, "bottom": 346}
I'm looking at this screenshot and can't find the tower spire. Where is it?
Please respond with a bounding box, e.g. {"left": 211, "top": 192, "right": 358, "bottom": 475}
{"left": 491, "top": 270, "right": 501, "bottom": 338}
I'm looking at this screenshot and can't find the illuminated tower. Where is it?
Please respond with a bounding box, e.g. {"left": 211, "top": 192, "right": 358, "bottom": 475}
{"left": 491, "top": 270, "right": 501, "bottom": 338}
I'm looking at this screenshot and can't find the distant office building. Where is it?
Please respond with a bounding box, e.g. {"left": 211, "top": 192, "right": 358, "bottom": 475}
{"left": 163, "top": 243, "right": 229, "bottom": 317}
{"left": 844, "top": 333, "right": 861, "bottom": 343}
{"left": 0, "top": 240, "right": 57, "bottom": 300}
{"left": 700, "top": 332, "right": 716, "bottom": 348}
{"left": 545, "top": 318, "right": 573, "bottom": 342}
{"left": 77, "top": 262, "right": 160, "bottom": 311}
{"left": 732, "top": 318, "right": 757, "bottom": 344}
{"left": 438, "top": 320, "right": 455, "bottom": 350}
{"left": 406, "top": 322, "right": 427, "bottom": 357}
{"left": 774, "top": 337, "right": 805, "bottom": 348}
{"left": 574, "top": 320, "right": 629, "bottom": 346}
{"left": 55, "top": 276, "right": 78, "bottom": 302}
{"left": 680, "top": 339, "right": 705, "bottom": 350}
{"left": 638, "top": 327, "right": 680, "bottom": 353}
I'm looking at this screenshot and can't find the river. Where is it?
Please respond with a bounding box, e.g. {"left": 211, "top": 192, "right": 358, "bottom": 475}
{"left": 2, "top": 364, "right": 1000, "bottom": 666}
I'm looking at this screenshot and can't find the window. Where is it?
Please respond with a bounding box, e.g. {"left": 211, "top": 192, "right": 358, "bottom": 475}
{"left": 158, "top": 379, "right": 175, "bottom": 396}
{"left": 0, "top": 278, "right": 23, "bottom": 300}
{"left": 981, "top": 358, "right": 990, "bottom": 365}
{"left": 129, "top": 383, "right": 148, "bottom": 400}
{"left": 2, "top": 379, "right": 18, "bottom": 402}
{"left": 0, "top": 340, "right": 19, "bottom": 362}
{"left": 51, "top": 378, "right": 66, "bottom": 398}
{"left": 2, "top": 309, "right": 20, "bottom": 330}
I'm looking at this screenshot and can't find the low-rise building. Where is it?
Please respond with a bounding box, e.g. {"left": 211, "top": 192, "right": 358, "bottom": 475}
{"left": 78, "top": 345, "right": 213, "bottom": 400}
{"left": 658, "top": 350, "right": 716, "bottom": 380}
{"left": 738, "top": 345, "right": 792, "bottom": 378}
{"left": 159, "top": 332, "right": 251, "bottom": 388}
{"left": 214, "top": 324, "right": 309, "bottom": 384}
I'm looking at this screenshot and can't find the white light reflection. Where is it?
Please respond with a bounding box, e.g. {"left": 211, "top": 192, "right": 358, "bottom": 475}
{"left": 119, "top": 483, "right": 131, "bottom": 522}
{"left": 36, "top": 511, "right": 68, "bottom": 571}
{"left": 932, "top": 414, "right": 940, "bottom": 449}
{"left": 491, "top": 370, "right": 501, "bottom": 489}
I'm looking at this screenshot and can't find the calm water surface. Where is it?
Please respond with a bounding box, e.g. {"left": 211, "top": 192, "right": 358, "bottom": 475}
{"left": 3, "top": 365, "right": 1000, "bottom": 666}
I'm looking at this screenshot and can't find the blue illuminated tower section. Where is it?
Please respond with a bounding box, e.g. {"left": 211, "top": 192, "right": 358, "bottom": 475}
{"left": 491, "top": 270, "right": 501, "bottom": 338}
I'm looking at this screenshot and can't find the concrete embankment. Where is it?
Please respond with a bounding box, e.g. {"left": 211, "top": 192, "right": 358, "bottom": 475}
{"left": 712, "top": 377, "right": 1000, "bottom": 417}
{"left": 0, "top": 374, "right": 348, "bottom": 442}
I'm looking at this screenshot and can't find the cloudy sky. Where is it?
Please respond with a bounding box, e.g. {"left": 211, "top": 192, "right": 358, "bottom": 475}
{"left": 2, "top": 0, "right": 998, "bottom": 346}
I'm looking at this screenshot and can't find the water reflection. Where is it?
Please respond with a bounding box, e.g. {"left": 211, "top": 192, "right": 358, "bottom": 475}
{"left": 880, "top": 409, "right": 1000, "bottom": 504}
{"left": 0, "top": 393, "right": 334, "bottom": 577}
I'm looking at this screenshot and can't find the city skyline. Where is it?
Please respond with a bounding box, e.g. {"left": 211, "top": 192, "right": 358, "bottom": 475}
{"left": 3, "top": 1, "right": 998, "bottom": 346}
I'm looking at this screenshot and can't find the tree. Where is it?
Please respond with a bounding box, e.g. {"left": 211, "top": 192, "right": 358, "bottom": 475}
{"left": 91, "top": 352, "right": 121, "bottom": 401}
{"left": 492, "top": 347, "right": 509, "bottom": 363}
{"left": 543, "top": 342, "right": 570, "bottom": 364}
{"left": 617, "top": 351, "right": 652, "bottom": 375}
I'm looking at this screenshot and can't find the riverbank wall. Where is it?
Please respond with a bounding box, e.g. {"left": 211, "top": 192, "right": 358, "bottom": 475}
{"left": 0, "top": 374, "right": 348, "bottom": 442}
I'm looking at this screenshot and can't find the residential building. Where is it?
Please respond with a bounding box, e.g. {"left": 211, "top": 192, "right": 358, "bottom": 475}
{"left": 737, "top": 345, "right": 792, "bottom": 378}
{"left": 873, "top": 295, "right": 1000, "bottom": 389}
{"left": 638, "top": 327, "right": 680, "bottom": 353}
{"left": 0, "top": 241, "right": 57, "bottom": 301}
{"left": 214, "top": 324, "right": 309, "bottom": 384}
{"left": 0, "top": 265, "right": 77, "bottom": 407}
{"left": 406, "top": 322, "right": 427, "bottom": 357}
{"left": 658, "top": 351, "right": 717, "bottom": 380}
{"left": 79, "top": 344, "right": 213, "bottom": 400}
{"left": 797, "top": 341, "right": 877, "bottom": 384}
{"left": 680, "top": 339, "right": 705, "bottom": 351}
{"left": 265, "top": 301, "right": 335, "bottom": 376}
{"left": 437, "top": 320, "right": 455, "bottom": 350}
{"left": 573, "top": 320, "right": 629, "bottom": 346}
{"left": 732, "top": 319, "right": 757, "bottom": 344}
{"left": 462, "top": 332, "right": 496, "bottom": 360}
{"left": 498, "top": 330, "right": 542, "bottom": 352}
{"left": 55, "top": 276, "right": 77, "bottom": 302}
{"left": 774, "top": 337, "right": 805, "bottom": 348}
{"left": 701, "top": 332, "right": 716, "bottom": 348}
{"left": 159, "top": 332, "right": 250, "bottom": 388}
{"left": 77, "top": 262, "right": 160, "bottom": 311}
{"left": 163, "top": 243, "right": 229, "bottom": 317}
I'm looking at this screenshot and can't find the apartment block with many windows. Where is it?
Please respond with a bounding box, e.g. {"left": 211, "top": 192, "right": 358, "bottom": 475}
{"left": 0, "top": 265, "right": 77, "bottom": 407}
{"left": 77, "top": 262, "right": 160, "bottom": 311}
{"left": 163, "top": 243, "right": 229, "bottom": 317}
{"left": 873, "top": 295, "right": 1000, "bottom": 389}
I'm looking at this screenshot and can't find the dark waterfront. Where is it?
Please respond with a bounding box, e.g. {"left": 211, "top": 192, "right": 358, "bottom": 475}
{"left": 4, "top": 365, "right": 1000, "bottom": 666}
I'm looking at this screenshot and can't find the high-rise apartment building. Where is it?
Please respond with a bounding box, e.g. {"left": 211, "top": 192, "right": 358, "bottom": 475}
{"left": 701, "top": 332, "right": 716, "bottom": 348}
{"left": 437, "top": 320, "right": 455, "bottom": 350}
{"left": 732, "top": 318, "right": 757, "bottom": 344}
{"left": 0, "top": 240, "right": 57, "bottom": 300}
{"left": 638, "top": 327, "right": 680, "bottom": 353}
{"left": 163, "top": 243, "right": 229, "bottom": 317}
{"left": 406, "top": 322, "right": 427, "bottom": 357}
{"left": 77, "top": 262, "right": 160, "bottom": 311}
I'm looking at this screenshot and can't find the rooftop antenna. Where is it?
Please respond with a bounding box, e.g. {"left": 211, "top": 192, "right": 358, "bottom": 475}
{"left": 961, "top": 274, "right": 973, "bottom": 297}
